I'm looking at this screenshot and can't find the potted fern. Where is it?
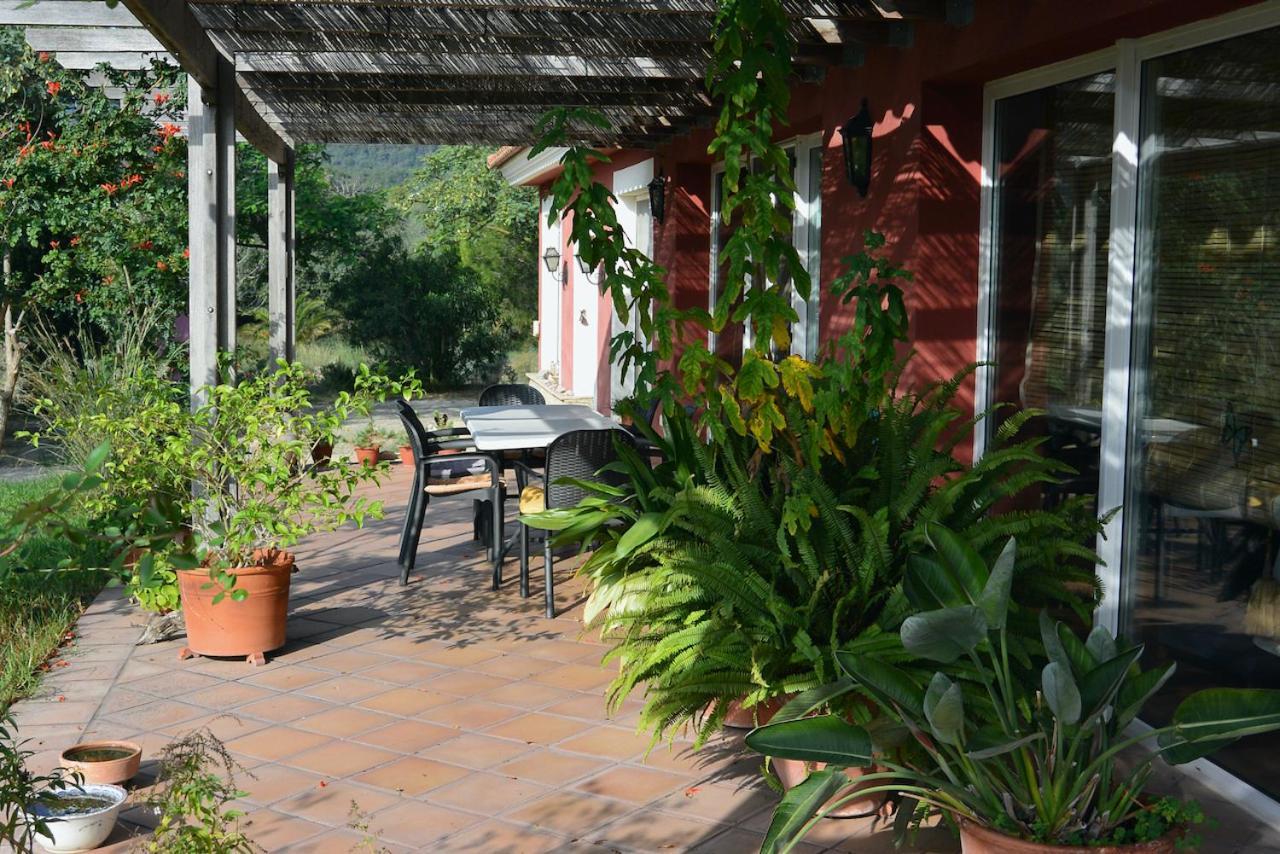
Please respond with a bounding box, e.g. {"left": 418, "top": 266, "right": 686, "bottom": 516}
{"left": 746, "top": 529, "right": 1280, "bottom": 853}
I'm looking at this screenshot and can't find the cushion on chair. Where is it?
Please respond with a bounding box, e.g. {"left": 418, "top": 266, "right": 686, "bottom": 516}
{"left": 519, "top": 485, "right": 546, "bottom": 514}
{"left": 426, "top": 473, "right": 491, "bottom": 496}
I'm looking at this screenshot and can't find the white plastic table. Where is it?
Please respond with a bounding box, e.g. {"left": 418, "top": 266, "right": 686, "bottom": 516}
{"left": 459, "top": 404, "right": 617, "bottom": 452}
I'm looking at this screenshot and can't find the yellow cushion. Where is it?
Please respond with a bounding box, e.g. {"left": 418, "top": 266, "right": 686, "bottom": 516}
{"left": 519, "top": 485, "right": 546, "bottom": 515}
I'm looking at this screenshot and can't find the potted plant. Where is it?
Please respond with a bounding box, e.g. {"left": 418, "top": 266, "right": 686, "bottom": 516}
{"left": 353, "top": 424, "right": 389, "bottom": 467}
{"left": 174, "top": 361, "right": 410, "bottom": 665}
{"left": 746, "top": 529, "right": 1280, "bottom": 853}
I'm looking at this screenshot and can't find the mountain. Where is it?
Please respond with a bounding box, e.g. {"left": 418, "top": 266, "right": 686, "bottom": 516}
{"left": 323, "top": 144, "right": 437, "bottom": 193}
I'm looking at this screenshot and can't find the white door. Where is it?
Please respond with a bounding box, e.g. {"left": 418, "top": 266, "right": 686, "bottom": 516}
{"left": 570, "top": 247, "right": 598, "bottom": 399}
{"left": 538, "top": 196, "right": 561, "bottom": 377}
{"left": 610, "top": 194, "right": 653, "bottom": 407}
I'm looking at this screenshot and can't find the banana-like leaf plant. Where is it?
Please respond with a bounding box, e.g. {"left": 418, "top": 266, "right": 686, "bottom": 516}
{"left": 746, "top": 530, "right": 1280, "bottom": 852}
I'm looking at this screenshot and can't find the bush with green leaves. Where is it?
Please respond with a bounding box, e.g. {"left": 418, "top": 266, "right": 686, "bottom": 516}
{"left": 144, "top": 728, "right": 258, "bottom": 853}
{"left": 743, "top": 527, "right": 1280, "bottom": 852}
{"left": 527, "top": 240, "right": 1102, "bottom": 748}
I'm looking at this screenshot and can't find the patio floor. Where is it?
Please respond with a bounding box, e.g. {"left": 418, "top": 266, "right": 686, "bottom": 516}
{"left": 8, "top": 465, "right": 1280, "bottom": 852}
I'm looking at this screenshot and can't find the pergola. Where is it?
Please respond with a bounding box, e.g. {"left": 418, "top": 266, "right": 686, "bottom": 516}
{"left": 118, "top": 0, "right": 973, "bottom": 394}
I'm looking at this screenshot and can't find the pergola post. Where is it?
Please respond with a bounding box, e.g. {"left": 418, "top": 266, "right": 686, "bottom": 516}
{"left": 187, "top": 61, "right": 237, "bottom": 408}
{"left": 267, "top": 150, "right": 296, "bottom": 365}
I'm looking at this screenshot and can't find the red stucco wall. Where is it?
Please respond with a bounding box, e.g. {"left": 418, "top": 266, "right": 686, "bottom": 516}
{"left": 535, "top": 0, "right": 1257, "bottom": 440}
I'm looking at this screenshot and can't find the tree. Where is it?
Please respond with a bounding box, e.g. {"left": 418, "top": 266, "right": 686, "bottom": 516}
{"left": 394, "top": 145, "right": 538, "bottom": 343}
{"left": 0, "top": 37, "right": 186, "bottom": 448}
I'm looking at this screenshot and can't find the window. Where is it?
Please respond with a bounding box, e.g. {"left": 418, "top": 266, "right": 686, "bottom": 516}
{"left": 611, "top": 160, "right": 656, "bottom": 408}
{"left": 980, "top": 7, "right": 1280, "bottom": 807}
{"left": 709, "top": 134, "right": 823, "bottom": 362}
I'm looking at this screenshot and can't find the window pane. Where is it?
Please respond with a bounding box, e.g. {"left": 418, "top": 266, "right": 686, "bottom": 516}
{"left": 1126, "top": 25, "right": 1280, "bottom": 798}
{"left": 990, "top": 71, "right": 1115, "bottom": 513}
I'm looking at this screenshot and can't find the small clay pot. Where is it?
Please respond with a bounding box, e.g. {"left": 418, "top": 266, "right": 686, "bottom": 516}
{"left": 59, "top": 741, "right": 141, "bottom": 785}
{"left": 959, "top": 821, "right": 1178, "bottom": 854}
{"left": 353, "top": 445, "right": 380, "bottom": 467}
{"left": 722, "top": 695, "right": 789, "bottom": 730}
{"left": 774, "top": 760, "right": 886, "bottom": 819}
{"left": 399, "top": 445, "right": 414, "bottom": 467}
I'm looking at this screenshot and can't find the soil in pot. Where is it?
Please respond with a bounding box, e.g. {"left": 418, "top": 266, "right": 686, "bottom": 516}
{"left": 774, "top": 760, "right": 887, "bottom": 819}
{"left": 959, "top": 820, "right": 1178, "bottom": 854}
{"left": 177, "top": 550, "right": 294, "bottom": 666}
{"left": 59, "top": 741, "right": 141, "bottom": 785}
{"left": 398, "top": 445, "right": 414, "bottom": 467}
{"left": 353, "top": 445, "right": 380, "bottom": 467}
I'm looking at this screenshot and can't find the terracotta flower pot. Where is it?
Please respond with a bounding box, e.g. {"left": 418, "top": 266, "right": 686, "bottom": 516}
{"left": 311, "top": 440, "right": 333, "bottom": 466}
{"left": 959, "top": 821, "right": 1178, "bottom": 854}
{"left": 722, "top": 695, "right": 789, "bottom": 730}
{"left": 59, "top": 741, "right": 141, "bottom": 785}
{"left": 774, "top": 760, "right": 886, "bottom": 819}
{"left": 353, "top": 445, "right": 380, "bottom": 467}
{"left": 399, "top": 445, "right": 414, "bottom": 467}
{"left": 177, "top": 551, "right": 294, "bottom": 666}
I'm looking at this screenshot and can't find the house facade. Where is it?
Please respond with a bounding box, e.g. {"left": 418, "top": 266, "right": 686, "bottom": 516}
{"left": 497, "top": 0, "right": 1280, "bottom": 822}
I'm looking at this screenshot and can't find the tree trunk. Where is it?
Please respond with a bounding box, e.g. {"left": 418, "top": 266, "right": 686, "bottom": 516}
{"left": 0, "top": 249, "right": 22, "bottom": 455}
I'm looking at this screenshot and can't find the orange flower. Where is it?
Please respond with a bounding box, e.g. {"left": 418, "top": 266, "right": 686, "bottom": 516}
{"left": 100, "top": 182, "right": 117, "bottom": 195}
{"left": 137, "top": 239, "right": 153, "bottom": 250}
{"left": 1, "top": 178, "right": 13, "bottom": 189}
{"left": 45, "top": 81, "right": 61, "bottom": 97}
{"left": 74, "top": 290, "right": 85, "bottom": 304}
{"left": 182, "top": 247, "right": 190, "bottom": 259}
{"left": 154, "top": 92, "right": 170, "bottom": 106}
{"left": 70, "top": 235, "right": 80, "bottom": 246}
{"left": 156, "top": 260, "right": 168, "bottom": 271}
{"left": 158, "top": 122, "right": 182, "bottom": 141}
{"left": 49, "top": 240, "right": 59, "bottom": 250}
{"left": 37, "top": 52, "right": 49, "bottom": 63}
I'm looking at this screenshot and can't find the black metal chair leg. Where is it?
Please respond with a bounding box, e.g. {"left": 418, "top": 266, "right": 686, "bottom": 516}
{"left": 519, "top": 524, "right": 530, "bottom": 598}
{"left": 403, "top": 491, "right": 429, "bottom": 584}
{"left": 543, "top": 536, "right": 555, "bottom": 619}
{"left": 398, "top": 471, "right": 421, "bottom": 569}
{"left": 491, "top": 483, "right": 505, "bottom": 590}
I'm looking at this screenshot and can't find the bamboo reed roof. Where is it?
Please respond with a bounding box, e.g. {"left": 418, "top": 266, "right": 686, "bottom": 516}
{"left": 129, "top": 0, "right": 973, "bottom": 149}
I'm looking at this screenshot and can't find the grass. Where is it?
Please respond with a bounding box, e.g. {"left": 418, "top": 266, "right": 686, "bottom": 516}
{"left": 0, "top": 477, "right": 104, "bottom": 711}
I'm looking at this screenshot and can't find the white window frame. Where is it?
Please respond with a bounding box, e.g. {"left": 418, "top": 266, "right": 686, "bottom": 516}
{"left": 708, "top": 134, "right": 824, "bottom": 356}
{"left": 611, "top": 158, "right": 656, "bottom": 409}
{"left": 975, "top": 1, "right": 1280, "bottom": 824}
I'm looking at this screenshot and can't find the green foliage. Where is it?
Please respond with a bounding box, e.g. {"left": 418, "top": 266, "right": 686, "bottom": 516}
{"left": 144, "top": 728, "right": 258, "bottom": 853}
{"left": 745, "top": 531, "right": 1280, "bottom": 851}
{"left": 0, "top": 39, "right": 187, "bottom": 336}
{"left": 325, "top": 143, "right": 436, "bottom": 193}
{"left": 0, "top": 712, "right": 81, "bottom": 851}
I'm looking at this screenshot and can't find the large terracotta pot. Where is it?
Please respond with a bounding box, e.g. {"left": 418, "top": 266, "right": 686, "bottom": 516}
{"left": 775, "top": 760, "right": 886, "bottom": 819}
{"left": 959, "top": 821, "right": 1178, "bottom": 854}
{"left": 177, "top": 551, "right": 294, "bottom": 666}
{"left": 722, "top": 695, "right": 789, "bottom": 729}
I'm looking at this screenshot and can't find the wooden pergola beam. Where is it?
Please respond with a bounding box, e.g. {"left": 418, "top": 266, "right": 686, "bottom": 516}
{"left": 234, "top": 50, "right": 709, "bottom": 79}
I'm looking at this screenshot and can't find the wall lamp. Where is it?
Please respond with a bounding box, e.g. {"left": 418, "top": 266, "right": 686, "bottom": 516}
{"left": 841, "top": 98, "right": 873, "bottom": 198}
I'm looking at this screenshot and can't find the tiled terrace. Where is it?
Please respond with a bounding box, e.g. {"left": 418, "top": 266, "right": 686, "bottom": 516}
{"left": 8, "top": 466, "right": 1280, "bottom": 852}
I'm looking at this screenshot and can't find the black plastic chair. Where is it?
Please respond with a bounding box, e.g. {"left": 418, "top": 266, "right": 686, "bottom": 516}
{"left": 396, "top": 400, "right": 504, "bottom": 587}
{"left": 479, "top": 383, "right": 546, "bottom": 407}
{"left": 514, "top": 428, "right": 633, "bottom": 618}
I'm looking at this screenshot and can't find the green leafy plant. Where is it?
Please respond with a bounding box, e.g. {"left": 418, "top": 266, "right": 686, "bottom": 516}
{"left": 744, "top": 528, "right": 1280, "bottom": 852}
{"left": 0, "top": 712, "right": 81, "bottom": 851}
{"left": 353, "top": 424, "right": 390, "bottom": 450}
{"left": 143, "top": 728, "right": 258, "bottom": 853}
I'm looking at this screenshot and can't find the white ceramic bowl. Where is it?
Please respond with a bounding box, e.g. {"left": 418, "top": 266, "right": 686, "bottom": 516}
{"left": 26, "top": 783, "right": 127, "bottom": 853}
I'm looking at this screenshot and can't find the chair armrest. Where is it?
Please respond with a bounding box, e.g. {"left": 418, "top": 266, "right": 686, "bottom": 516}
{"left": 420, "top": 452, "right": 501, "bottom": 487}
{"left": 427, "top": 426, "right": 472, "bottom": 441}
{"left": 512, "top": 459, "right": 545, "bottom": 492}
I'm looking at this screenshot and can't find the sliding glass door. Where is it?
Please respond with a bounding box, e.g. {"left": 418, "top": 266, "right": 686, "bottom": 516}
{"left": 983, "top": 9, "right": 1280, "bottom": 801}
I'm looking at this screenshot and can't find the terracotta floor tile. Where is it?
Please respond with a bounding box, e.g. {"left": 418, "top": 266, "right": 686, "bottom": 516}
{"left": 426, "top": 669, "right": 511, "bottom": 697}
{"left": 283, "top": 741, "right": 400, "bottom": 777}
{"left": 183, "top": 681, "right": 278, "bottom": 711}
{"left": 367, "top": 799, "right": 481, "bottom": 846}
{"left": 353, "top": 755, "right": 471, "bottom": 795}
{"left": 420, "top": 698, "right": 523, "bottom": 730}
{"left": 506, "top": 790, "right": 633, "bottom": 837}
{"left": 486, "top": 712, "right": 592, "bottom": 746}
{"left": 426, "top": 733, "right": 536, "bottom": 769}
{"left": 430, "top": 771, "right": 550, "bottom": 813}
{"left": 574, "top": 766, "right": 689, "bottom": 804}
{"left": 529, "top": 663, "right": 615, "bottom": 692}
{"left": 650, "top": 781, "right": 774, "bottom": 826}
{"left": 356, "top": 686, "right": 454, "bottom": 716}
{"left": 294, "top": 706, "right": 397, "bottom": 738}
{"left": 495, "top": 751, "right": 610, "bottom": 787}
{"left": 470, "top": 654, "right": 556, "bottom": 680}
{"left": 275, "top": 829, "right": 410, "bottom": 854}
{"left": 234, "top": 693, "right": 336, "bottom": 727}
{"left": 359, "top": 660, "right": 442, "bottom": 685}
{"left": 161, "top": 712, "right": 267, "bottom": 743}
{"left": 541, "top": 694, "right": 629, "bottom": 722}
{"left": 443, "top": 819, "right": 567, "bottom": 853}
{"left": 241, "top": 809, "right": 328, "bottom": 848}
{"left": 227, "top": 726, "right": 333, "bottom": 762}
{"left": 240, "top": 664, "right": 332, "bottom": 692}
{"left": 411, "top": 643, "right": 500, "bottom": 668}
{"left": 241, "top": 763, "right": 327, "bottom": 805}
{"left": 558, "top": 726, "right": 654, "bottom": 762}
{"left": 595, "top": 809, "right": 722, "bottom": 851}
{"left": 297, "top": 675, "right": 390, "bottom": 704}
{"left": 272, "top": 781, "right": 400, "bottom": 826}
{"left": 354, "top": 719, "right": 458, "bottom": 753}
{"left": 104, "top": 699, "right": 206, "bottom": 730}
{"left": 305, "top": 649, "right": 389, "bottom": 674}
{"left": 482, "top": 681, "right": 572, "bottom": 708}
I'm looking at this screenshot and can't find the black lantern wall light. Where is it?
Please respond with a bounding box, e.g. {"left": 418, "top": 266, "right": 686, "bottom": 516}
{"left": 840, "top": 98, "right": 873, "bottom": 198}
{"left": 647, "top": 170, "right": 666, "bottom": 224}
